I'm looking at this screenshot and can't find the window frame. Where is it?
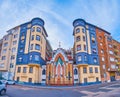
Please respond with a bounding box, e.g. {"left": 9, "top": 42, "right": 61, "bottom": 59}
{"left": 36, "top": 35, "right": 40, "bottom": 41}
{"left": 83, "top": 67, "right": 87, "bottom": 73}
{"left": 35, "top": 44, "right": 40, "bottom": 50}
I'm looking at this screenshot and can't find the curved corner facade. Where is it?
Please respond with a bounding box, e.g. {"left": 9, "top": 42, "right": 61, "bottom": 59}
{"left": 73, "top": 19, "right": 101, "bottom": 85}
{"left": 15, "top": 18, "right": 50, "bottom": 84}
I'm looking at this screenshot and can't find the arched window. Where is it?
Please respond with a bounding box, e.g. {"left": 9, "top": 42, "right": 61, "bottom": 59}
{"left": 42, "top": 69, "right": 46, "bottom": 75}
{"left": 74, "top": 68, "right": 78, "bottom": 75}
{"left": 76, "top": 28, "right": 80, "bottom": 33}
{"left": 76, "top": 36, "right": 80, "bottom": 42}
{"left": 37, "top": 27, "right": 41, "bottom": 32}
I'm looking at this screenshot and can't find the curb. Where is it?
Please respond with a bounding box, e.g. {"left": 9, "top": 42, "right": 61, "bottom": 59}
{"left": 2, "top": 95, "right": 9, "bottom": 97}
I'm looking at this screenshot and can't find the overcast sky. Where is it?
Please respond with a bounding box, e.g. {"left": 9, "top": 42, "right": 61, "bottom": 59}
{"left": 0, "top": 0, "right": 120, "bottom": 49}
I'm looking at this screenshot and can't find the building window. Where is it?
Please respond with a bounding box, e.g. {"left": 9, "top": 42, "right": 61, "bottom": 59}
{"left": 13, "top": 40, "right": 17, "bottom": 45}
{"left": 107, "top": 36, "right": 112, "bottom": 41}
{"left": 91, "top": 34, "right": 95, "bottom": 43}
{"left": 111, "top": 65, "right": 115, "bottom": 69}
{"left": 31, "top": 27, "right": 35, "bottom": 32}
{"left": 76, "top": 28, "right": 80, "bottom": 33}
{"left": 29, "top": 55, "right": 32, "bottom": 61}
{"left": 14, "top": 34, "right": 18, "bottom": 38}
{"left": 42, "top": 79, "right": 46, "bottom": 81}
{"left": 10, "top": 63, "right": 14, "bottom": 68}
{"left": 116, "top": 71, "right": 120, "bottom": 76}
{"left": 82, "top": 28, "right": 85, "bottom": 33}
{"left": 84, "top": 78, "right": 87, "bottom": 83}
{"left": 4, "top": 36, "right": 8, "bottom": 40}
{"left": 76, "top": 36, "right": 80, "bottom": 42}
{"left": 31, "top": 35, "right": 34, "bottom": 40}
{"left": 110, "top": 57, "right": 114, "bottom": 62}
{"left": 29, "top": 67, "right": 33, "bottom": 73}
{"left": 109, "top": 50, "right": 113, "bottom": 54}
{"left": 21, "top": 33, "right": 25, "bottom": 37}
{"left": 101, "top": 49, "right": 104, "bottom": 54}
{"left": 103, "top": 65, "right": 106, "bottom": 69}
{"left": 19, "top": 48, "right": 24, "bottom": 52}
{"left": 96, "top": 77, "right": 99, "bottom": 82}
{"left": 28, "top": 78, "right": 32, "bottom": 83}
{"left": 83, "top": 67, "right": 87, "bottom": 73}
{"left": 17, "top": 77, "right": 19, "bottom": 81}
{"left": 42, "top": 69, "right": 46, "bottom": 75}
{"left": 37, "top": 27, "right": 41, "bottom": 32}
{"left": 36, "top": 35, "right": 40, "bottom": 41}
{"left": 99, "top": 36, "right": 102, "bottom": 40}
{"left": 89, "top": 67, "right": 93, "bottom": 73}
{"left": 12, "top": 48, "right": 16, "bottom": 52}
{"left": 84, "top": 55, "right": 87, "bottom": 61}
{"left": 0, "top": 63, "right": 4, "bottom": 68}
{"left": 23, "top": 67, "right": 27, "bottom": 73}
{"left": 18, "top": 57, "right": 22, "bottom": 62}
{"left": 92, "top": 48, "right": 97, "bottom": 54}
{"left": 95, "top": 67, "right": 98, "bottom": 73}
{"left": 83, "top": 36, "right": 85, "bottom": 41}
{"left": 74, "top": 68, "right": 78, "bottom": 75}
{"left": 102, "top": 57, "right": 104, "bottom": 61}
{"left": 1, "top": 56, "right": 6, "bottom": 60}
{"left": 4, "top": 42, "right": 8, "bottom": 47}
{"left": 115, "top": 59, "right": 118, "bottom": 62}
{"left": 100, "top": 43, "right": 102, "bottom": 46}
{"left": 35, "top": 55, "right": 39, "bottom": 61}
{"left": 21, "top": 39, "right": 25, "bottom": 43}
{"left": 35, "top": 44, "right": 40, "bottom": 50}
{"left": 17, "top": 67, "right": 21, "bottom": 73}
{"left": 77, "top": 45, "right": 81, "bottom": 51}
{"left": 78, "top": 55, "right": 82, "bottom": 61}
{"left": 11, "top": 55, "right": 15, "bottom": 60}
{"left": 68, "top": 71, "right": 71, "bottom": 80}
{"left": 84, "top": 45, "right": 86, "bottom": 51}
{"left": 108, "top": 44, "right": 112, "bottom": 48}
{"left": 30, "top": 44, "right": 33, "bottom": 50}
{"left": 2, "top": 49, "right": 7, "bottom": 53}
{"left": 93, "top": 58, "right": 97, "bottom": 63}
{"left": 48, "top": 72, "right": 51, "bottom": 80}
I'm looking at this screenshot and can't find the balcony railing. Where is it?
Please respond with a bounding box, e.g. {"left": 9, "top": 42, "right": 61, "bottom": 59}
{"left": 114, "top": 49, "right": 119, "bottom": 53}
{"left": 116, "top": 62, "right": 120, "bottom": 65}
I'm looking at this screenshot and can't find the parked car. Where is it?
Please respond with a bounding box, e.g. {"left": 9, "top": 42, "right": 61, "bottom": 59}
{"left": 0, "top": 80, "right": 7, "bottom": 96}
{"left": 6, "top": 80, "right": 15, "bottom": 85}
{"left": 0, "top": 79, "right": 7, "bottom": 84}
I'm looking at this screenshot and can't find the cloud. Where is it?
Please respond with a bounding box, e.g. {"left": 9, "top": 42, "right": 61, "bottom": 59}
{"left": 0, "top": 0, "right": 120, "bottom": 49}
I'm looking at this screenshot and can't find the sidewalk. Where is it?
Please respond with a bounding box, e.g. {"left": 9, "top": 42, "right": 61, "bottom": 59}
{"left": 15, "top": 80, "right": 120, "bottom": 89}
{"left": 1, "top": 95, "right": 8, "bottom": 97}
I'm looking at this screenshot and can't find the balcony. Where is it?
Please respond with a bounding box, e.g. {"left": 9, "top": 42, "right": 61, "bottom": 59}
{"left": 118, "top": 68, "right": 120, "bottom": 72}
{"left": 28, "top": 63, "right": 40, "bottom": 67}
{"left": 77, "top": 64, "right": 88, "bottom": 67}
{"left": 114, "top": 49, "right": 119, "bottom": 53}
{"left": 116, "top": 62, "right": 120, "bottom": 65}
{"left": 115, "top": 55, "right": 119, "bottom": 59}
